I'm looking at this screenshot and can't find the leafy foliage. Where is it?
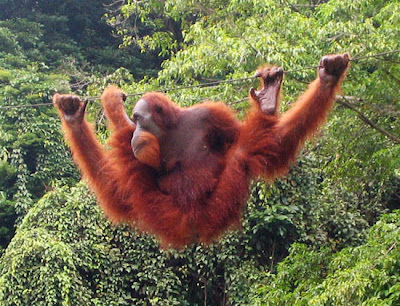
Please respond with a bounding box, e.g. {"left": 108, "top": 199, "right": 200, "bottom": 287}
{"left": 0, "top": 183, "right": 285, "bottom": 305}
{"left": 0, "top": 63, "right": 79, "bottom": 204}
{"left": 0, "top": 0, "right": 399, "bottom": 304}
{"left": 0, "top": 1, "right": 161, "bottom": 78}
{"left": 0, "top": 21, "right": 80, "bottom": 249}
{"left": 251, "top": 211, "right": 400, "bottom": 305}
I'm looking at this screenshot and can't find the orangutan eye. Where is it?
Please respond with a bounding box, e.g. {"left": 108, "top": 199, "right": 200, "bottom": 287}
{"left": 132, "top": 113, "right": 141, "bottom": 123}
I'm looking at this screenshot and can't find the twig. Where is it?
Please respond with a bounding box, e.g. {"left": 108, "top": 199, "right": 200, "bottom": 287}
{"left": 371, "top": 242, "right": 397, "bottom": 270}
{"left": 351, "top": 50, "right": 400, "bottom": 62}
{"left": 0, "top": 102, "right": 53, "bottom": 109}
{"left": 227, "top": 97, "right": 248, "bottom": 106}
{"left": 337, "top": 96, "right": 400, "bottom": 144}
{"left": 383, "top": 69, "right": 400, "bottom": 86}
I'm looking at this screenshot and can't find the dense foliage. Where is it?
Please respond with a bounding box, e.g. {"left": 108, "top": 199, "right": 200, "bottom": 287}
{"left": 0, "top": 0, "right": 162, "bottom": 77}
{"left": 251, "top": 211, "right": 400, "bottom": 305}
{"left": 0, "top": 182, "right": 293, "bottom": 305}
{"left": 0, "top": 0, "right": 399, "bottom": 304}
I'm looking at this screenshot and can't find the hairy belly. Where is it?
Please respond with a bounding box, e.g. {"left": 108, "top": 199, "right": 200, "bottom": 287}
{"left": 157, "top": 163, "right": 222, "bottom": 210}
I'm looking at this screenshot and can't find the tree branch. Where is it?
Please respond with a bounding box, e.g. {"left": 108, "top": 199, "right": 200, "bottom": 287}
{"left": 337, "top": 96, "right": 400, "bottom": 144}
{"left": 383, "top": 69, "right": 400, "bottom": 86}
{"left": 343, "top": 96, "right": 400, "bottom": 117}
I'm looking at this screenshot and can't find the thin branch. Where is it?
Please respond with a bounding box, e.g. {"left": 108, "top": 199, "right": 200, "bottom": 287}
{"left": 293, "top": 4, "right": 319, "bottom": 8}
{"left": 284, "top": 0, "right": 301, "bottom": 13}
{"left": 383, "top": 69, "right": 400, "bottom": 86}
{"left": 352, "top": 50, "right": 400, "bottom": 62}
{"left": 343, "top": 96, "right": 400, "bottom": 117}
{"left": 371, "top": 242, "right": 397, "bottom": 270}
{"left": 242, "top": 36, "right": 264, "bottom": 58}
{"left": 103, "top": 0, "right": 126, "bottom": 10}
{"left": 227, "top": 97, "right": 248, "bottom": 106}
{"left": 0, "top": 103, "right": 54, "bottom": 109}
{"left": 337, "top": 96, "right": 400, "bottom": 144}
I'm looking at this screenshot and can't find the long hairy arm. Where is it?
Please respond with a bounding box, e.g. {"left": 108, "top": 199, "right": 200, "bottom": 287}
{"left": 239, "top": 53, "right": 350, "bottom": 179}
{"left": 53, "top": 94, "right": 133, "bottom": 221}
{"left": 271, "top": 53, "right": 350, "bottom": 176}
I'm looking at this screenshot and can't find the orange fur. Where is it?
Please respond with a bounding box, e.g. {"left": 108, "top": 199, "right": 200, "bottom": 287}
{"left": 55, "top": 55, "right": 349, "bottom": 248}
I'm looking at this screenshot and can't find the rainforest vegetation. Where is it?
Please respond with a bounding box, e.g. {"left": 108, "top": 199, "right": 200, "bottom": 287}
{"left": 0, "top": 0, "right": 399, "bottom": 304}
